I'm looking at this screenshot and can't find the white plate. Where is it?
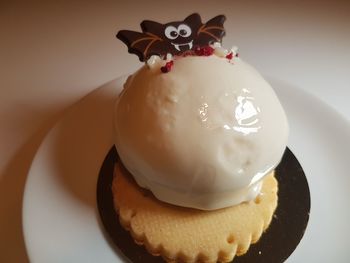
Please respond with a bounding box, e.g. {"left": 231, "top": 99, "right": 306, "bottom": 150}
{"left": 23, "top": 76, "right": 350, "bottom": 263}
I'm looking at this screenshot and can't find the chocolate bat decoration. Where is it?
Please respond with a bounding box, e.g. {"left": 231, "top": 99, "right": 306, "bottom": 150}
{"left": 117, "top": 13, "right": 226, "bottom": 62}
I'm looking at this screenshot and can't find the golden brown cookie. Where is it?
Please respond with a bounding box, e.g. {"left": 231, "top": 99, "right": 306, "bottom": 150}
{"left": 112, "top": 163, "right": 278, "bottom": 263}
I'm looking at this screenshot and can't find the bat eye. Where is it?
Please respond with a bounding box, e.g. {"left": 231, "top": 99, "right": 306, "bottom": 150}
{"left": 165, "top": 26, "right": 178, "bottom": 40}
{"left": 178, "top": 24, "right": 192, "bottom": 37}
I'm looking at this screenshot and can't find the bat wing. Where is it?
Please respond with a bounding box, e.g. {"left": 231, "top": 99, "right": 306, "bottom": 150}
{"left": 196, "top": 15, "right": 226, "bottom": 45}
{"left": 117, "top": 30, "right": 164, "bottom": 61}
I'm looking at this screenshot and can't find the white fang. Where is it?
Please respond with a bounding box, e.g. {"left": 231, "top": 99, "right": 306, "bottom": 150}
{"left": 171, "top": 40, "right": 193, "bottom": 51}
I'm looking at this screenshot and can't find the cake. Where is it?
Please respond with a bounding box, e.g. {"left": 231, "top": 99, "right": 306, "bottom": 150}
{"left": 111, "top": 13, "right": 289, "bottom": 262}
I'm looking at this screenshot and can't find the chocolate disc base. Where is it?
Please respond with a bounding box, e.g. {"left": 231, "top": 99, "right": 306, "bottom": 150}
{"left": 97, "top": 147, "right": 310, "bottom": 263}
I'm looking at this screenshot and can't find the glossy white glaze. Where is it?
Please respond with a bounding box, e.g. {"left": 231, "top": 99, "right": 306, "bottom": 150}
{"left": 114, "top": 55, "right": 288, "bottom": 210}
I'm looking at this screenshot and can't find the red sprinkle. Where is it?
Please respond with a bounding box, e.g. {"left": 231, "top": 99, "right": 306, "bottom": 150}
{"left": 202, "top": 46, "right": 214, "bottom": 56}
{"left": 162, "top": 46, "right": 218, "bottom": 72}
{"left": 161, "top": 60, "right": 174, "bottom": 73}
{"left": 194, "top": 46, "right": 214, "bottom": 56}
{"left": 226, "top": 52, "right": 233, "bottom": 60}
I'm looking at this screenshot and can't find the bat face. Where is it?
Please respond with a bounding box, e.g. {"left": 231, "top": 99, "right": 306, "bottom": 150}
{"left": 117, "top": 13, "right": 226, "bottom": 62}
{"left": 162, "top": 18, "right": 202, "bottom": 53}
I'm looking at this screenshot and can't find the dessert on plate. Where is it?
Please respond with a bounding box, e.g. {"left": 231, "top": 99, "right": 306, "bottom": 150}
{"left": 112, "top": 13, "right": 289, "bottom": 262}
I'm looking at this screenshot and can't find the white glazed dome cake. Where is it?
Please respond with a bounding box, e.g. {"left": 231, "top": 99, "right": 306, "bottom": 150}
{"left": 114, "top": 52, "right": 289, "bottom": 210}
{"left": 110, "top": 14, "right": 296, "bottom": 263}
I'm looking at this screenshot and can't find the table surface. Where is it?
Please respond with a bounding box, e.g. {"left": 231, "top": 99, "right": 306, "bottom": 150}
{"left": 0, "top": 1, "right": 349, "bottom": 262}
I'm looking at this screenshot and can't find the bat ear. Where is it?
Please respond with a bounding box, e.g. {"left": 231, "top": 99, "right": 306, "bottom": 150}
{"left": 205, "top": 15, "right": 226, "bottom": 26}
{"left": 141, "top": 20, "right": 164, "bottom": 35}
{"left": 184, "top": 13, "right": 202, "bottom": 25}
